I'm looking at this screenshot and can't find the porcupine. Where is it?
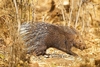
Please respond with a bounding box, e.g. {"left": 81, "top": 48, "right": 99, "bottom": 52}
{"left": 20, "top": 22, "right": 86, "bottom": 56}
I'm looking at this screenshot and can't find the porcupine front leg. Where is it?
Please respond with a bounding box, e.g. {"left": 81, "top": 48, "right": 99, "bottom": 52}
{"left": 66, "top": 42, "right": 78, "bottom": 56}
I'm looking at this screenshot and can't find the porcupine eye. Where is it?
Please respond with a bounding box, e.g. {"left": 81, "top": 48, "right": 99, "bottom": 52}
{"left": 80, "top": 40, "right": 81, "bottom": 43}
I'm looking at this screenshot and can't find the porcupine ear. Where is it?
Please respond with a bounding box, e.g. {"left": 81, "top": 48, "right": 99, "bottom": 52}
{"left": 70, "top": 26, "right": 79, "bottom": 34}
{"left": 68, "top": 26, "right": 79, "bottom": 40}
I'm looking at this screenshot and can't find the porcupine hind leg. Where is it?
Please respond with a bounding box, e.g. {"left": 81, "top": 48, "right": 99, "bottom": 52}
{"left": 33, "top": 42, "right": 47, "bottom": 56}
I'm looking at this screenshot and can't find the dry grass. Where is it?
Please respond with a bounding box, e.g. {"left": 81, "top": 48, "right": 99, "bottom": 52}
{"left": 0, "top": 0, "right": 100, "bottom": 67}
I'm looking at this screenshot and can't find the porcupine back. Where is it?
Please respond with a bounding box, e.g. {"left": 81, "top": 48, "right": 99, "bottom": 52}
{"left": 20, "top": 22, "right": 57, "bottom": 54}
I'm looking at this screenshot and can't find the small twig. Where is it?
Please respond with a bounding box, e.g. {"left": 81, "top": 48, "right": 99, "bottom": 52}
{"left": 68, "top": 0, "right": 74, "bottom": 26}
{"left": 82, "top": 17, "right": 85, "bottom": 35}
{"left": 91, "top": 3, "right": 96, "bottom": 17}
{"left": 59, "top": 0, "right": 66, "bottom": 26}
{"left": 75, "top": 0, "right": 83, "bottom": 28}
{"left": 61, "top": 8, "right": 66, "bottom": 25}
{"left": 79, "top": 6, "right": 84, "bottom": 35}
{"left": 32, "top": 0, "right": 37, "bottom": 22}
{"left": 13, "top": 0, "right": 21, "bottom": 32}
{"left": 42, "top": 13, "right": 47, "bottom": 22}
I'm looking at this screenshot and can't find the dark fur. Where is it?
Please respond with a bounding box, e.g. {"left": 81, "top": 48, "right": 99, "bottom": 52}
{"left": 20, "top": 22, "right": 86, "bottom": 56}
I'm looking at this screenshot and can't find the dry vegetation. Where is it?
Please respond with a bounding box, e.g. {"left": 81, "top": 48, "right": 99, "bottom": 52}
{"left": 0, "top": 0, "right": 100, "bottom": 67}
